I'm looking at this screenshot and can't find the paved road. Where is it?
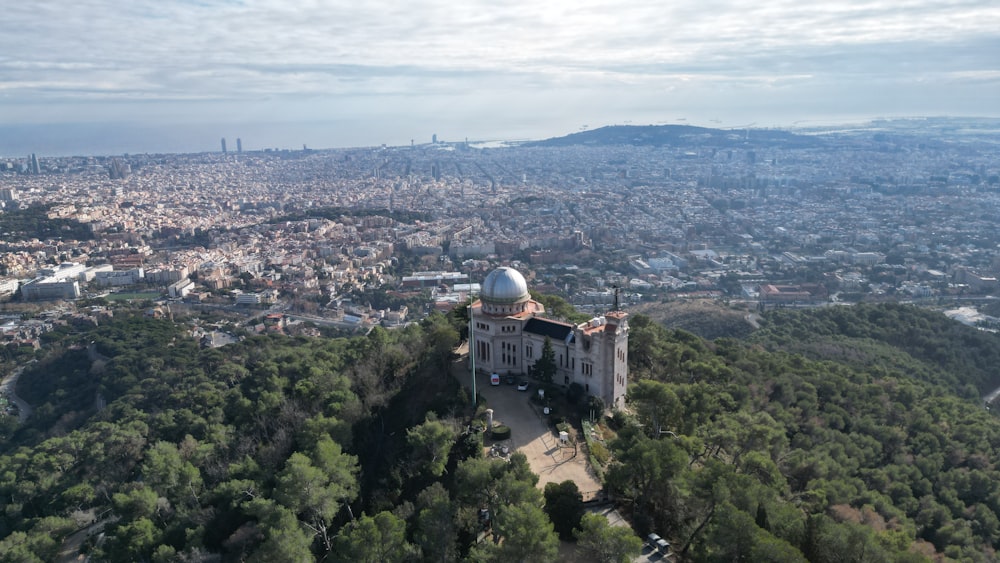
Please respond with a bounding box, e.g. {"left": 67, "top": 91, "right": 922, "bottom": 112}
{"left": 0, "top": 365, "right": 32, "bottom": 423}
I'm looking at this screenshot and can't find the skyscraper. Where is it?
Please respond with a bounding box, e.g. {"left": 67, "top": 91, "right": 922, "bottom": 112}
{"left": 30, "top": 153, "right": 40, "bottom": 174}
{"left": 221, "top": 138, "right": 227, "bottom": 153}
{"left": 236, "top": 138, "right": 242, "bottom": 153}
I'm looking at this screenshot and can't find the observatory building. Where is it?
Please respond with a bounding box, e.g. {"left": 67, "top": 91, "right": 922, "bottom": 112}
{"left": 470, "top": 266, "right": 629, "bottom": 409}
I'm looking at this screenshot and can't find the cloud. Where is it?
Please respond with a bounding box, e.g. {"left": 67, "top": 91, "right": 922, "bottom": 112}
{"left": 0, "top": 0, "right": 997, "bottom": 132}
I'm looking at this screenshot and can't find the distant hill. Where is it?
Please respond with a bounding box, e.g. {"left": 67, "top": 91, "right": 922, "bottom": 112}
{"left": 748, "top": 302, "right": 1000, "bottom": 395}
{"left": 632, "top": 299, "right": 755, "bottom": 340}
{"left": 529, "top": 124, "right": 823, "bottom": 149}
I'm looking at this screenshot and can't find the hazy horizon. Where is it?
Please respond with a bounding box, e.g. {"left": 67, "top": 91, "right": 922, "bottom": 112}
{"left": 4, "top": 113, "right": 997, "bottom": 159}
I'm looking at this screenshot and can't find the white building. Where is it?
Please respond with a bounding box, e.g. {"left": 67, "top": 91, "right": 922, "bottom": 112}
{"left": 94, "top": 268, "right": 145, "bottom": 287}
{"left": 81, "top": 264, "right": 114, "bottom": 282}
{"left": 235, "top": 292, "right": 262, "bottom": 306}
{"left": 168, "top": 278, "right": 194, "bottom": 299}
{"left": 38, "top": 262, "right": 87, "bottom": 281}
{"left": 470, "top": 266, "right": 629, "bottom": 409}
{"left": 0, "top": 278, "right": 20, "bottom": 299}
{"left": 21, "top": 278, "right": 80, "bottom": 300}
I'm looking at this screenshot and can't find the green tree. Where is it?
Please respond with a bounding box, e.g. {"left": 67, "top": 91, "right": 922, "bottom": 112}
{"left": 628, "top": 379, "right": 683, "bottom": 437}
{"left": 423, "top": 313, "right": 461, "bottom": 369}
{"left": 534, "top": 337, "right": 557, "bottom": 385}
{"left": 142, "top": 440, "right": 203, "bottom": 509}
{"left": 407, "top": 415, "right": 457, "bottom": 479}
{"left": 605, "top": 425, "right": 688, "bottom": 512}
{"left": 574, "top": 512, "right": 643, "bottom": 563}
{"left": 333, "top": 511, "right": 417, "bottom": 563}
{"left": 453, "top": 455, "right": 544, "bottom": 548}
{"left": 111, "top": 486, "right": 160, "bottom": 521}
{"left": 0, "top": 517, "right": 75, "bottom": 563}
{"left": 246, "top": 499, "right": 314, "bottom": 563}
{"left": 274, "top": 436, "right": 359, "bottom": 552}
{"left": 102, "top": 517, "right": 160, "bottom": 562}
{"left": 472, "top": 503, "right": 559, "bottom": 563}
{"left": 414, "top": 483, "right": 459, "bottom": 562}
{"left": 543, "top": 480, "right": 585, "bottom": 540}
{"left": 532, "top": 292, "right": 590, "bottom": 324}
{"left": 0, "top": 532, "right": 46, "bottom": 563}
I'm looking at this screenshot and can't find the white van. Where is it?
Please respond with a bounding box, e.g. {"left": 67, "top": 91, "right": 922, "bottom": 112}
{"left": 490, "top": 373, "right": 500, "bottom": 386}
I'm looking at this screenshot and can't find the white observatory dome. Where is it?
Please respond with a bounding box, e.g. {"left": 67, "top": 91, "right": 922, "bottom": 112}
{"left": 481, "top": 267, "right": 530, "bottom": 305}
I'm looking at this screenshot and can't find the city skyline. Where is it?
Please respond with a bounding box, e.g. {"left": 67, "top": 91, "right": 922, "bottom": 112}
{"left": 2, "top": 0, "right": 999, "bottom": 155}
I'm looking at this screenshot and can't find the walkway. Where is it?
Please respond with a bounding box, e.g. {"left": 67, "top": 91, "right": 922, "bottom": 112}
{"left": 0, "top": 364, "right": 33, "bottom": 423}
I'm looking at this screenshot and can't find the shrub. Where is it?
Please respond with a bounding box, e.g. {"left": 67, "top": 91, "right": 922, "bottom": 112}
{"left": 492, "top": 425, "right": 511, "bottom": 440}
{"left": 608, "top": 409, "right": 630, "bottom": 430}
{"left": 590, "top": 440, "right": 610, "bottom": 466}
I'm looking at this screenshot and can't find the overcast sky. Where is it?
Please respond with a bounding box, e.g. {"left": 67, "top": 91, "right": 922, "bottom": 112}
{"left": 2, "top": 0, "right": 999, "bottom": 154}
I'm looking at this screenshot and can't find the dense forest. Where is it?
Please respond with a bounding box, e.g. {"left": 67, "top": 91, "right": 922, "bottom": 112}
{"left": 622, "top": 304, "right": 1000, "bottom": 561}
{"left": 3, "top": 303, "right": 1000, "bottom": 561}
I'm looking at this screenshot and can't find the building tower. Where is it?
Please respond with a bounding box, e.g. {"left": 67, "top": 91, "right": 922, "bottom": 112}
{"left": 221, "top": 138, "right": 227, "bottom": 153}
{"left": 30, "top": 153, "right": 40, "bottom": 174}
{"left": 236, "top": 138, "right": 242, "bottom": 153}
{"left": 108, "top": 158, "right": 130, "bottom": 180}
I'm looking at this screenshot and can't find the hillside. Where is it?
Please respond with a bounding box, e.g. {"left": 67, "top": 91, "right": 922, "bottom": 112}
{"left": 619, "top": 305, "right": 1000, "bottom": 561}
{"left": 529, "top": 124, "right": 823, "bottom": 149}
{"left": 747, "top": 303, "right": 1000, "bottom": 395}
{"left": 3, "top": 304, "right": 1000, "bottom": 561}
{"left": 632, "top": 299, "right": 755, "bottom": 340}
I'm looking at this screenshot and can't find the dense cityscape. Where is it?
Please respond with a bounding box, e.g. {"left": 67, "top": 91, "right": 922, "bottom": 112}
{"left": 3, "top": 119, "right": 1000, "bottom": 336}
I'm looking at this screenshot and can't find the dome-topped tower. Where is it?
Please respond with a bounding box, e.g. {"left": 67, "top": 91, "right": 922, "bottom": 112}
{"left": 479, "top": 267, "right": 533, "bottom": 316}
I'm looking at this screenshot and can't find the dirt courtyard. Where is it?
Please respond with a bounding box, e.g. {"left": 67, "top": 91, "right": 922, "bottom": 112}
{"left": 455, "top": 355, "right": 602, "bottom": 496}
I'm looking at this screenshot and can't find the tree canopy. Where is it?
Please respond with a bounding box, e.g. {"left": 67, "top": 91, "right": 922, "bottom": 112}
{"left": 5, "top": 301, "right": 1000, "bottom": 561}
{"left": 614, "top": 304, "right": 1000, "bottom": 561}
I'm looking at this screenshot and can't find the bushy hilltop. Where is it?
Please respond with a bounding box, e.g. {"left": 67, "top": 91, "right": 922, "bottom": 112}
{"left": 623, "top": 304, "right": 1000, "bottom": 561}
{"left": 2, "top": 303, "right": 1000, "bottom": 561}
{"left": 528, "top": 124, "right": 823, "bottom": 149}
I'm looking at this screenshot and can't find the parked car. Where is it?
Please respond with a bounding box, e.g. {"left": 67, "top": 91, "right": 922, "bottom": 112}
{"left": 656, "top": 538, "right": 671, "bottom": 554}
{"left": 517, "top": 380, "right": 529, "bottom": 391}
{"left": 647, "top": 533, "right": 670, "bottom": 554}
{"left": 490, "top": 373, "right": 500, "bottom": 386}
{"left": 506, "top": 374, "right": 515, "bottom": 385}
